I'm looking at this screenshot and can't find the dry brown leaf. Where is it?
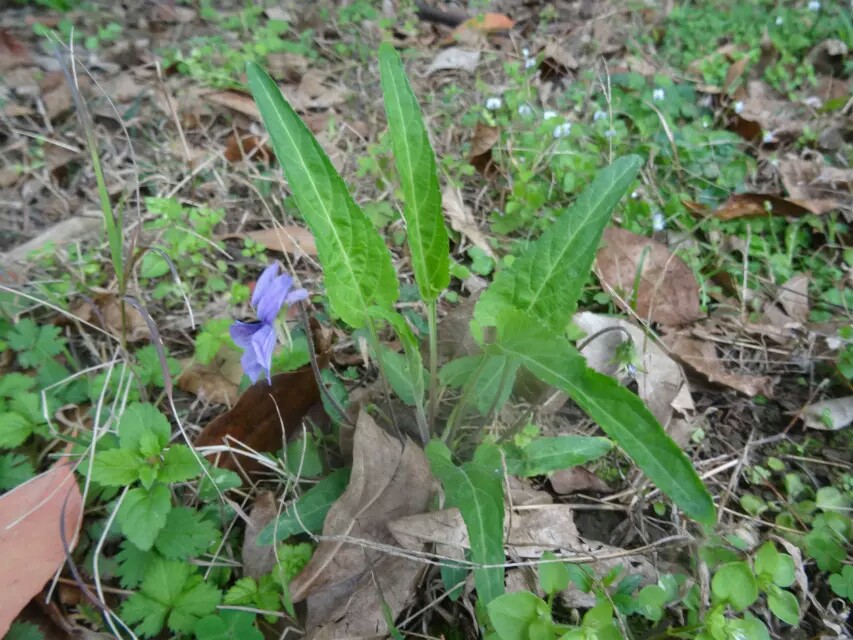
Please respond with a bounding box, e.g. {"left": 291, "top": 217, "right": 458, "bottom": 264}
{"left": 539, "top": 42, "right": 580, "bottom": 81}
{"left": 801, "top": 396, "right": 853, "bottom": 431}
{"left": 442, "top": 184, "right": 495, "bottom": 259}
{"left": 469, "top": 122, "right": 499, "bottom": 176}
{"left": 177, "top": 351, "right": 243, "bottom": 406}
{"left": 0, "top": 461, "right": 83, "bottom": 637}
{"left": 242, "top": 491, "right": 279, "bottom": 579}
{"left": 427, "top": 47, "right": 481, "bottom": 75}
{"left": 290, "top": 411, "right": 434, "bottom": 638}
{"left": 712, "top": 192, "right": 838, "bottom": 219}
{"left": 266, "top": 52, "right": 310, "bottom": 83}
{"left": 286, "top": 74, "right": 349, "bottom": 111}
{"left": 219, "top": 226, "right": 318, "bottom": 257}
{"left": 549, "top": 467, "right": 612, "bottom": 495}
{"left": 779, "top": 155, "right": 851, "bottom": 211}
{"left": 448, "top": 12, "right": 514, "bottom": 44}
{"left": 596, "top": 227, "right": 703, "bottom": 327}
{"left": 575, "top": 312, "right": 693, "bottom": 434}
{"left": 663, "top": 333, "right": 774, "bottom": 397}
{"left": 775, "top": 274, "right": 809, "bottom": 324}
{"left": 68, "top": 293, "right": 149, "bottom": 342}
{"left": 223, "top": 133, "right": 272, "bottom": 164}
{"left": 205, "top": 90, "right": 260, "bottom": 119}
{"left": 1, "top": 216, "right": 101, "bottom": 267}
{"left": 0, "top": 29, "right": 32, "bottom": 72}
{"left": 723, "top": 56, "right": 749, "bottom": 95}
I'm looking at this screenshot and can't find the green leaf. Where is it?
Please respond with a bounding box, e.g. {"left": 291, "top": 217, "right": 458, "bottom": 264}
{"left": 224, "top": 577, "right": 260, "bottom": 605}
{"left": 247, "top": 62, "right": 398, "bottom": 327}
{"left": 119, "top": 402, "right": 172, "bottom": 453}
{"left": 492, "top": 310, "right": 715, "bottom": 525}
{"left": 767, "top": 585, "right": 800, "bottom": 625}
{"left": 169, "top": 577, "right": 222, "bottom": 633}
{"left": 426, "top": 440, "right": 505, "bottom": 605}
{"left": 829, "top": 565, "right": 853, "bottom": 600}
{"left": 726, "top": 613, "right": 770, "bottom": 640}
{"left": 8, "top": 320, "right": 65, "bottom": 368}
{"left": 753, "top": 542, "right": 794, "bottom": 588}
{"left": 120, "top": 592, "right": 168, "bottom": 638}
{"left": 378, "top": 345, "right": 426, "bottom": 407}
{"left": 5, "top": 621, "right": 44, "bottom": 640}
{"left": 91, "top": 448, "right": 145, "bottom": 486}
{"left": 0, "top": 453, "right": 35, "bottom": 490}
{"left": 154, "top": 507, "right": 219, "bottom": 559}
{"left": 711, "top": 561, "right": 758, "bottom": 611}
{"left": 115, "top": 540, "right": 158, "bottom": 588}
{"left": 439, "top": 354, "right": 518, "bottom": 416}
{"left": 0, "top": 373, "right": 35, "bottom": 397}
{"left": 257, "top": 467, "right": 350, "bottom": 545}
{"left": 378, "top": 42, "right": 449, "bottom": 302}
{"left": 805, "top": 528, "right": 845, "bottom": 572}
{"left": 520, "top": 436, "right": 612, "bottom": 477}
{"left": 473, "top": 156, "right": 642, "bottom": 336}
{"left": 486, "top": 591, "right": 544, "bottom": 640}
{"left": 117, "top": 484, "right": 172, "bottom": 551}
{"left": 638, "top": 585, "right": 667, "bottom": 622}
{"left": 194, "top": 610, "right": 264, "bottom": 640}
{"left": 284, "top": 435, "right": 324, "bottom": 477}
{"left": 0, "top": 412, "right": 34, "bottom": 448}
{"left": 159, "top": 445, "right": 202, "bottom": 483}
{"left": 538, "top": 551, "right": 569, "bottom": 595}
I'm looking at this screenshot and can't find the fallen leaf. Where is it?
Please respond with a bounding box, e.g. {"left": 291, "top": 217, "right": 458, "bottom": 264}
{"left": 449, "top": 12, "right": 514, "bottom": 43}
{"left": 711, "top": 192, "right": 838, "bottom": 219}
{"left": 242, "top": 491, "right": 279, "bottom": 578}
{"left": 723, "top": 56, "right": 749, "bottom": 95}
{"left": 223, "top": 133, "right": 272, "bottom": 164}
{"left": 205, "top": 90, "right": 260, "bottom": 119}
{"left": 575, "top": 312, "right": 693, "bottom": 433}
{"left": 287, "top": 74, "right": 349, "bottom": 111}
{"left": 194, "top": 320, "right": 330, "bottom": 477}
{"left": 662, "top": 333, "right": 774, "bottom": 397}
{"left": 0, "top": 461, "right": 83, "bottom": 637}
{"left": 596, "top": 227, "right": 704, "bottom": 326}
{"left": 801, "top": 396, "right": 853, "bottom": 431}
{"left": 549, "top": 467, "right": 611, "bottom": 495}
{"left": 779, "top": 155, "right": 850, "bottom": 211}
{"left": 775, "top": 274, "right": 809, "bottom": 324}
{"left": 539, "top": 42, "right": 580, "bottom": 81}
{"left": 0, "top": 29, "right": 32, "bottom": 72}
{"left": 1, "top": 216, "right": 101, "bottom": 268}
{"left": 427, "top": 47, "right": 481, "bottom": 75}
{"left": 807, "top": 39, "right": 848, "bottom": 76}
{"left": 469, "top": 122, "right": 499, "bottom": 177}
{"left": 69, "top": 293, "right": 149, "bottom": 342}
{"left": 291, "top": 411, "right": 434, "bottom": 638}
{"left": 266, "top": 52, "right": 310, "bottom": 83}
{"left": 442, "top": 184, "right": 495, "bottom": 259}
{"left": 177, "top": 352, "right": 243, "bottom": 406}
{"left": 219, "top": 226, "right": 318, "bottom": 257}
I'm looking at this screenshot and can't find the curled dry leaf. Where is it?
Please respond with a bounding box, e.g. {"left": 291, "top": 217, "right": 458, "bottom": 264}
{"left": 426, "top": 47, "right": 481, "bottom": 75}
{"left": 549, "top": 467, "right": 612, "bottom": 495}
{"left": 290, "top": 410, "right": 434, "bottom": 639}
{"left": 219, "top": 225, "right": 318, "bottom": 257}
{"left": 469, "top": 121, "right": 499, "bottom": 177}
{"left": 801, "top": 396, "right": 853, "bottom": 431}
{"left": 596, "top": 227, "right": 703, "bottom": 327}
{"left": 575, "top": 312, "right": 693, "bottom": 435}
{"left": 223, "top": 133, "right": 272, "bottom": 164}
{"left": 0, "top": 461, "right": 83, "bottom": 637}
{"left": 69, "top": 293, "right": 149, "bottom": 342}
{"left": 242, "top": 491, "right": 279, "bottom": 579}
{"left": 711, "top": 192, "right": 838, "bottom": 219}
{"left": 177, "top": 349, "right": 243, "bottom": 406}
{"left": 442, "top": 184, "right": 496, "bottom": 259}
{"left": 774, "top": 273, "right": 809, "bottom": 324}
{"left": 193, "top": 319, "right": 330, "bottom": 478}
{"left": 662, "top": 333, "right": 774, "bottom": 398}
{"left": 779, "top": 155, "right": 851, "bottom": 212}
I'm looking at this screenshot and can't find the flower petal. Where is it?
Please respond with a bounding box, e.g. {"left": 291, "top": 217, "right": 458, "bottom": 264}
{"left": 251, "top": 263, "right": 281, "bottom": 310}
{"left": 284, "top": 287, "right": 309, "bottom": 305}
{"left": 250, "top": 323, "right": 277, "bottom": 379}
{"left": 255, "top": 273, "right": 293, "bottom": 324}
{"left": 230, "top": 320, "right": 262, "bottom": 349}
{"left": 240, "top": 349, "right": 264, "bottom": 383}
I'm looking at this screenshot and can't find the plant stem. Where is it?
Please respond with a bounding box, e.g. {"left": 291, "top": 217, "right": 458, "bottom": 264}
{"left": 427, "top": 299, "right": 439, "bottom": 434}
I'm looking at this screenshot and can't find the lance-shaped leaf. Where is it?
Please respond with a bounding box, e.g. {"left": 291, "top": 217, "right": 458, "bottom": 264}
{"left": 426, "top": 440, "right": 505, "bottom": 604}
{"left": 247, "top": 62, "right": 398, "bottom": 328}
{"left": 379, "top": 43, "right": 449, "bottom": 302}
{"left": 474, "top": 156, "right": 642, "bottom": 336}
{"left": 491, "top": 310, "right": 715, "bottom": 526}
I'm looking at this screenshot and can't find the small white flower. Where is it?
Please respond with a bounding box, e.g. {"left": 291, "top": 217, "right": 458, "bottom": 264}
{"left": 807, "top": 0, "right": 820, "bottom": 11}
{"left": 593, "top": 110, "right": 607, "bottom": 122}
{"left": 702, "top": 120, "right": 709, "bottom": 128}
{"left": 543, "top": 110, "right": 557, "bottom": 120}
{"left": 553, "top": 122, "right": 572, "bottom": 138}
{"left": 517, "top": 104, "right": 533, "bottom": 117}
{"left": 775, "top": 15, "right": 784, "bottom": 25}
{"left": 762, "top": 130, "right": 777, "bottom": 144}
{"left": 652, "top": 212, "right": 666, "bottom": 231}
{"left": 631, "top": 190, "right": 640, "bottom": 199}
{"left": 524, "top": 57, "right": 536, "bottom": 69}
{"left": 521, "top": 48, "right": 530, "bottom": 58}
{"left": 604, "top": 129, "right": 617, "bottom": 138}
{"left": 626, "top": 363, "right": 638, "bottom": 378}
{"left": 485, "top": 97, "right": 502, "bottom": 110}
{"left": 803, "top": 95, "right": 822, "bottom": 108}
{"left": 652, "top": 88, "right": 665, "bottom": 101}
{"left": 734, "top": 100, "right": 744, "bottom": 114}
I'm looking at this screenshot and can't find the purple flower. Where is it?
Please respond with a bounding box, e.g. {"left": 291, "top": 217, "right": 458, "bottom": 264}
{"left": 230, "top": 263, "right": 308, "bottom": 383}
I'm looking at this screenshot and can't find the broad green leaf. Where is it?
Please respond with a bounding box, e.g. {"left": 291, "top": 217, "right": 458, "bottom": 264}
{"left": 0, "top": 412, "right": 34, "bottom": 448}
{"left": 378, "top": 43, "right": 449, "bottom": 302}
{"left": 711, "top": 562, "right": 758, "bottom": 611}
{"left": 486, "top": 591, "right": 544, "bottom": 640}
{"left": 767, "top": 585, "right": 800, "bottom": 625}
{"left": 378, "top": 345, "right": 426, "bottom": 406}
{"left": 116, "top": 540, "right": 157, "bottom": 588}
{"left": 474, "top": 156, "right": 642, "bottom": 336}
{"left": 257, "top": 468, "right": 350, "bottom": 545}
{"left": 154, "top": 507, "right": 219, "bottom": 559}
{"left": 169, "top": 577, "right": 222, "bottom": 633}
{"left": 91, "top": 448, "right": 145, "bottom": 486}
{"left": 426, "top": 441, "right": 505, "bottom": 604}
{"left": 247, "top": 62, "right": 398, "bottom": 327}
{"left": 117, "top": 484, "right": 172, "bottom": 551}
{"left": 284, "top": 435, "right": 324, "bottom": 477}
{"left": 194, "top": 611, "right": 264, "bottom": 640}
{"left": 438, "top": 354, "right": 518, "bottom": 416}
{"left": 521, "top": 436, "right": 612, "bottom": 476}
{"left": 753, "top": 542, "right": 794, "bottom": 587}
{"left": 727, "top": 613, "right": 770, "bottom": 640}
{"left": 119, "top": 402, "right": 171, "bottom": 453}
{"left": 0, "top": 453, "right": 35, "bottom": 490}
{"left": 440, "top": 354, "right": 485, "bottom": 388}
{"left": 158, "top": 445, "right": 202, "bottom": 483}
{"left": 492, "top": 310, "right": 715, "bottom": 526}
{"left": 538, "top": 551, "right": 569, "bottom": 595}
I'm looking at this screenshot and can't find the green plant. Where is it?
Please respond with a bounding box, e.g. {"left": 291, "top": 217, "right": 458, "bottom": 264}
{"left": 247, "top": 43, "right": 714, "bottom": 616}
